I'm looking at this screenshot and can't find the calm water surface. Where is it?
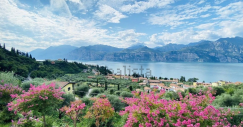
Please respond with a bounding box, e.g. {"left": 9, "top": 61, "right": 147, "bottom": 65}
{"left": 73, "top": 60, "right": 243, "bottom": 83}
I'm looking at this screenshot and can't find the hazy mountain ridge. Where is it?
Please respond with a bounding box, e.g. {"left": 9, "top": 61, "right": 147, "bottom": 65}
{"left": 30, "top": 45, "right": 78, "bottom": 60}
{"left": 30, "top": 37, "right": 243, "bottom": 62}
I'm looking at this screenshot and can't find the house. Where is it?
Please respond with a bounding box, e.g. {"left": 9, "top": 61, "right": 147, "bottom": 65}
{"left": 212, "top": 82, "right": 219, "bottom": 86}
{"left": 150, "top": 83, "right": 159, "bottom": 89}
{"left": 144, "top": 87, "right": 151, "bottom": 92}
{"left": 107, "top": 77, "right": 115, "bottom": 80}
{"left": 139, "top": 83, "right": 147, "bottom": 86}
{"left": 114, "top": 75, "right": 122, "bottom": 79}
{"left": 182, "top": 84, "right": 194, "bottom": 89}
{"left": 131, "top": 78, "right": 139, "bottom": 82}
{"left": 57, "top": 82, "right": 76, "bottom": 94}
{"left": 193, "top": 82, "right": 212, "bottom": 87}
{"left": 160, "top": 85, "right": 170, "bottom": 91}
{"left": 170, "top": 84, "right": 179, "bottom": 89}
{"left": 150, "top": 83, "right": 165, "bottom": 90}
{"left": 148, "top": 80, "right": 161, "bottom": 83}
{"left": 88, "top": 76, "right": 95, "bottom": 79}
{"left": 51, "top": 61, "right": 55, "bottom": 64}
{"left": 235, "top": 81, "right": 242, "bottom": 85}
{"left": 160, "top": 79, "right": 178, "bottom": 83}
{"left": 218, "top": 80, "right": 226, "bottom": 86}
{"left": 139, "top": 77, "right": 147, "bottom": 81}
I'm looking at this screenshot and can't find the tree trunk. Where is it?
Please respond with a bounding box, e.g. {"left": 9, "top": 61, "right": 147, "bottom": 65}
{"left": 43, "top": 115, "right": 46, "bottom": 127}
{"left": 74, "top": 119, "right": 77, "bottom": 127}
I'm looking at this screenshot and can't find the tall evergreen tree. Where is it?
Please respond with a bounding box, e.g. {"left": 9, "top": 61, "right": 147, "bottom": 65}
{"left": 30, "top": 54, "right": 32, "bottom": 59}
{"left": 3, "top": 43, "right": 5, "bottom": 49}
{"left": 26, "top": 53, "right": 29, "bottom": 57}
{"left": 105, "top": 81, "right": 107, "bottom": 90}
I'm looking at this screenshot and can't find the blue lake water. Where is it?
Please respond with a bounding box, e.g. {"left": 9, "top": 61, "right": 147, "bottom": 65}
{"left": 72, "top": 60, "right": 243, "bottom": 83}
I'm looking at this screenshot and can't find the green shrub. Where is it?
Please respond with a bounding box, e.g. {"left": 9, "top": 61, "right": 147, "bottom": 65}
{"left": 110, "top": 88, "right": 115, "bottom": 94}
{"left": 21, "top": 78, "right": 45, "bottom": 91}
{"left": 107, "top": 95, "right": 126, "bottom": 112}
{"left": 0, "top": 72, "right": 21, "bottom": 86}
{"left": 120, "top": 91, "right": 133, "bottom": 98}
{"left": 115, "top": 91, "right": 121, "bottom": 96}
{"left": 75, "top": 85, "right": 89, "bottom": 98}
{"left": 90, "top": 88, "right": 102, "bottom": 97}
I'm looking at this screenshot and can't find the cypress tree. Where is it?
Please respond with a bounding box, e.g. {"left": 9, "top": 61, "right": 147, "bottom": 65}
{"left": 105, "top": 81, "right": 107, "bottom": 90}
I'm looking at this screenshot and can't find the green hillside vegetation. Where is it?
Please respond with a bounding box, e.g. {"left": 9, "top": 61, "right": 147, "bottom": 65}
{"left": 0, "top": 44, "right": 39, "bottom": 77}
{"left": 0, "top": 44, "right": 89, "bottom": 79}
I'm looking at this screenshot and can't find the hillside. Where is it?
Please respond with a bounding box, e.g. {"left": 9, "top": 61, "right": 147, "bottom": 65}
{"left": 0, "top": 46, "right": 39, "bottom": 77}
{"left": 0, "top": 44, "right": 88, "bottom": 78}
{"left": 30, "top": 45, "right": 78, "bottom": 60}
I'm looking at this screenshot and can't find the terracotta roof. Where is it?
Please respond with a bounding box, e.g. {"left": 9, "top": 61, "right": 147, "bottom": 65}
{"left": 158, "top": 83, "right": 165, "bottom": 87}
{"left": 144, "top": 87, "right": 150, "bottom": 90}
{"left": 55, "top": 82, "right": 69, "bottom": 88}
{"left": 149, "top": 80, "right": 160, "bottom": 83}
{"left": 139, "top": 83, "right": 147, "bottom": 85}
{"left": 170, "top": 84, "right": 178, "bottom": 87}
{"left": 160, "top": 80, "right": 178, "bottom": 82}
{"left": 150, "top": 83, "right": 159, "bottom": 86}
{"left": 235, "top": 81, "right": 242, "bottom": 85}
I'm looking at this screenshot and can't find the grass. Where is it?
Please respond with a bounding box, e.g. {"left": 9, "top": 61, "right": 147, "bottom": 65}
{"left": 0, "top": 123, "right": 12, "bottom": 127}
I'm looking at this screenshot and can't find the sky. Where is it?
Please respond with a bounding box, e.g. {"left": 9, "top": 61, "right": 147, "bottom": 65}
{"left": 0, "top": 0, "right": 242, "bottom": 52}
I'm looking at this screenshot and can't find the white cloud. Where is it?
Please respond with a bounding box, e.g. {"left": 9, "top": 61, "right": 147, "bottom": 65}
{"left": 198, "top": 0, "right": 206, "bottom": 5}
{"left": 147, "top": 29, "right": 221, "bottom": 46}
{"left": 148, "top": 4, "right": 215, "bottom": 27}
{"left": 196, "top": 23, "right": 216, "bottom": 30}
{"left": 216, "top": 1, "right": 243, "bottom": 19}
{"left": 50, "top": 0, "right": 72, "bottom": 17}
{"left": 110, "top": 29, "right": 146, "bottom": 47}
{"left": 200, "top": 14, "right": 211, "bottom": 18}
{"left": 94, "top": 4, "right": 127, "bottom": 23}
{"left": 215, "top": 0, "right": 226, "bottom": 4}
{"left": 120, "top": 0, "right": 174, "bottom": 13}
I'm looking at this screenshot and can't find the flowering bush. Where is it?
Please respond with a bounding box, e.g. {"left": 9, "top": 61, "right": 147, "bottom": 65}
{"left": 85, "top": 98, "right": 115, "bottom": 127}
{"left": 0, "top": 84, "right": 22, "bottom": 105}
{"left": 11, "top": 111, "right": 39, "bottom": 127}
{"left": 60, "top": 100, "right": 86, "bottom": 127}
{"left": 120, "top": 88, "right": 241, "bottom": 127}
{"left": 7, "top": 83, "right": 64, "bottom": 127}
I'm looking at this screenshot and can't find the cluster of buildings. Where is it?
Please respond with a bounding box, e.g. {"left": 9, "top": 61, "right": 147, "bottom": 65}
{"left": 55, "top": 72, "right": 243, "bottom": 95}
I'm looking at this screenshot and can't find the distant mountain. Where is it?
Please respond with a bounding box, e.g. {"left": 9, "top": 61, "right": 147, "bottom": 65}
{"left": 154, "top": 43, "right": 187, "bottom": 52}
{"left": 30, "top": 45, "right": 78, "bottom": 60}
{"left": 30, "top": 37, "right": 243, "bottom": 62}
{"left": 127, "top": 43, "right": 145, "bottom": 50}
{"left": 66, "top": 44, "right": 123, "bottom": 60}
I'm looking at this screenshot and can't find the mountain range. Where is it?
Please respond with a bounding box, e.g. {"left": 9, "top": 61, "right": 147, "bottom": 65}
{"left": 30, "top": 37, "right": 243, "bottom": 63}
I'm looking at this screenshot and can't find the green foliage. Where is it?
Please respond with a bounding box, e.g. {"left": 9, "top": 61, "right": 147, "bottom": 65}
{"left": 120, "top": 91, "right": 133, "bottom": 98}
{"left": 75, "top": 85, "right": 89, "bottom": 98}
{"left": 180, "top": 76, "right": 186, "bottom": 82}
{"left": 213, "top": 86, "right": 225, "bottom": 96}
{"left": 21, "top": 78, "right": 45, "bottom": 91}
{"left": 0, "top": 72, "right": 21, "bottom": 86}
{"left": 60, "top": 94, "right": 75, "bottom": 107}
{"left": 0, "top": 47, "right": 38, "bottom": 78}
{"left": 187, "top": 77, "right": 199, "bottom": 82}
{"left": 110, "top": 88, "right": 115, "bottom": 94}
{"left": 90, "top": 88, "right": 102, "bottom": 97}
{"left": 115, "top": 91, "right": 121, "bottom": 96}
{"left": 81, "top": 97, "right": 94, "bottom": 107}
{"left": 106, "top": 95, "right": 126, "bottom": 112}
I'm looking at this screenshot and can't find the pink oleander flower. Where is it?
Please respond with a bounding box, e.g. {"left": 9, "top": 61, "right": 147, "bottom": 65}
{"left": 119, "top": 87, "right": 241, "bottom": 127}
{"left": 60, "top": 100, "right": 86, "bottom": 127}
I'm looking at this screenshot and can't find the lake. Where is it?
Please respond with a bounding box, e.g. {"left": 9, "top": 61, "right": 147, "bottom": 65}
{"left": 72, "top": 60, "right": 243, "bottom": 83}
